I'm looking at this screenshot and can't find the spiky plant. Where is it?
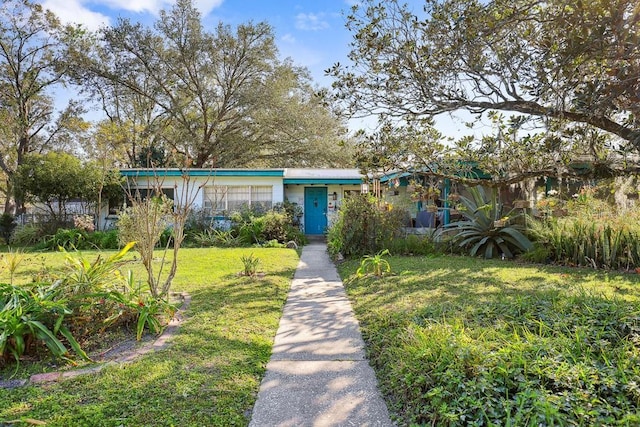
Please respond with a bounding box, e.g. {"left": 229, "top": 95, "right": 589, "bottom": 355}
{"left": 440, "top": 186, "right": 533, "bottom": 259}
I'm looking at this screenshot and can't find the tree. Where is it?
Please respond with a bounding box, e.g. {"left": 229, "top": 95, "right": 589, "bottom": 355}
{"left": 13, "top": 152, "right": 106, "bottom": 223}
{"left": 330, "top": 0, "right": 640, "bottom": 183}
{"left": 0, "top": 0, "right": 88, "bottom": 213}
{"left": 72, "top": 0, "right": 352, "bottom": 169}
{"left": 117, "top": 171, "right": 207, "bottom": 299}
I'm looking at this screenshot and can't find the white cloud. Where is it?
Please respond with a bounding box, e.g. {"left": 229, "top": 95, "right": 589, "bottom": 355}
{"left": 41, "top": 0, "right": 225, "bottom": 28}
{"left": 97, "top": 0, "right": 223, "bottom": 16}
{"left": 281, "top": 33, "right": 296, "bottom": 44}
{"left": 94, "top": 0, "right": 170, "bottom": 14}
{"left": 42, "top": 0, "right": 110, "bottom": 30}
{"left": 192, "top": 0, "right": 224, "bottom": 16}
{"left": 295, "top": 12, "right": 329, "bottom": 31}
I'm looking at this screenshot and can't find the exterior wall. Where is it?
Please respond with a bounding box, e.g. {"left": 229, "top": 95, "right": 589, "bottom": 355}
{"left": 105, "top": 169, "right": 364, "bottom": 234}
{"left": 126, "top": 175, "right": 284, "bottom": 210}
{"left": 284, "top": 184, "right": 361, "bottom": 232}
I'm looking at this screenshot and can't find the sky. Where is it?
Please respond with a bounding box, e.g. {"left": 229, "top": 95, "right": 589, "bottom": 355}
{"left": 36, "top": 0, "right": 475, "bottom": 137}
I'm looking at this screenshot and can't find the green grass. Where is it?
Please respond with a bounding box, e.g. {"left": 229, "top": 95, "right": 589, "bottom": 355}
{"left": 338, "top": 255, "right": 640, "bottom": 426}
{"left": 0, "top": 247, "right": 299, "bottom": 426}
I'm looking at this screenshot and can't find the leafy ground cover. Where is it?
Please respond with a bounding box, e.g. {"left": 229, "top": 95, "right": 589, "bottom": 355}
{"left": 0, "top": 247, "right": 299, "bottom": 426}
{"left": 339, "top": 255, "right": 640, "bottom": 426}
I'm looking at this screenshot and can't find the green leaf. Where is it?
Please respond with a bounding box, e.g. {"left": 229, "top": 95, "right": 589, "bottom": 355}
{"left": 59, "top": 325, "right": 90, "bottom": 361}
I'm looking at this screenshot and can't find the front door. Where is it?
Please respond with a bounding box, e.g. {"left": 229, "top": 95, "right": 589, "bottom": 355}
{"left": 304, "top": 187, "right": 327, "bottom": 235}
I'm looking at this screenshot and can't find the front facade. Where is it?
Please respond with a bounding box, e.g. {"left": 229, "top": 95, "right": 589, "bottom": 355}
{"left": 112, "top": 168, "right": 364, "bottom": 235}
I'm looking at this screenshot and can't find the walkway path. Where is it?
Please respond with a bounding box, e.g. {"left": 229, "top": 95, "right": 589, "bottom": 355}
{"left": 249, "top": 241, "right": 393, "bottom": 427}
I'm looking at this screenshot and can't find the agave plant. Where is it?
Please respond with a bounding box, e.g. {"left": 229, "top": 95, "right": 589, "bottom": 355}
{"left": 439, "top": 186, "right": 533, "bottom": 259}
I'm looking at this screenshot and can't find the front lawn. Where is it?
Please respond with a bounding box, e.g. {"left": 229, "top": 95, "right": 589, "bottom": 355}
{"left": 339, "top": 255, "right": 640, "bottom": 426}
{"left": 0, "top": 247, "right": 299, "bottom": 426}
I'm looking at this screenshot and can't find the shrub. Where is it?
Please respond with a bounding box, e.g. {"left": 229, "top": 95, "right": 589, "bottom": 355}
{"left": 0, "top": 281, "right": 88, "bottom": 366}
{"left": 439, "top": 186, "right": 533, "bottom": 259}
{"left": 530, "top": 188, "right": 640, "bottom": 269}
{"left": 357, "top": 249, "right": 391, "bottom": 277}
{"left": 73, "top": 214, "right": 95, "bottom": 232}
{"left": 386, "top": 233, "right": 437, "bottom": 256}
{"left": 0, "top": 213, "right": 17, "bottom": 245}
{"left": 236, "top": 215, "right": 265, "bottom": 245}
{"left": 260, "top": 211, "right": 289, "bottom": 242}
{"left": 11, "top": 224, "right": 44, "bottom": 247}
{"left": 36, "top": 229, "right": 120, "bottom": 251}
{"left": 90, "top": 230, "right": 120, "bottom": 250}
{"left": 263, "top": 210, "right": 305, "bottom": 243}
{"left": 273, "top": 200, "right": 303, "bottom": 227}
{"left": 240, "top": 253, "right": 260, "bottom": 277}
{"left": 193, "top": 229, "right": 243, "bottom": 247}
{"left": 184, "top": 207, "right": 217, "bottom": 237}
{"left": 39, "top": 228, "right": 89, "bottom": 251}
{"left": 53, "top": 242, "right": 173, "bottom": 342}
{"left": 98, "top": 271, "right": 177, "bottom": 341}
{"left": 327, "top": 194, "right": 407, "bottom": 258}
{"left": 520, "top": 243, "right": 552, "bottom": 264}
{"left": 231, "top": 207, "right": 304, "bottom": 246}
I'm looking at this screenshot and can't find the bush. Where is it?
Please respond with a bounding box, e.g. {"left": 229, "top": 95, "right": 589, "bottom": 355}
{"left": 0, "top": 281, "right": 88, "bottom": 366}
{"left": 0, "top": 213, "right": 17, "bottom": 245}
{"left": 85, "top": 230, "right": 120, "bottom": 250}
{"left": 273, "top": 200, "right": 303, "bottom": 227}
{"left": 11, "top": 224, "right": 44, "bottom": 247}
{"left": 38, "top": 228, "right": 89, "bottom": 251}
{"left": 530, "top": 188, "right": 640, "bottom": 269}
{"left": 261, "top": 211, "right": 290, "bottom": 242}
{"left": 327, "top": 194, "right": 407, "bottom": 258}
{"left": 386, "top": 233, "right": 437, "bottom": 256}
{"left": 439, "top": 186, "right": 533, "bottom": 259}
{"left": 33, "top": 229, "right": 120, "bottom": 251}
{"left": 184, "top": 207, "right": 218, "bottom": 238}
{"left": 230, "top": 207, "right": 305, "bottom": 246}
{"left": 193, "top": 229, "right": 243, "bottom": 247}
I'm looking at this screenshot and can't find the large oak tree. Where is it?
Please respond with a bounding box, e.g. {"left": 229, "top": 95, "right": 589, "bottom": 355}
{"left": 73, "top": 0, "right": 352, "bottom": 169}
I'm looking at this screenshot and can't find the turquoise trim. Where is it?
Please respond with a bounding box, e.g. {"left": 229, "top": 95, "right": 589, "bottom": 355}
{"left": 121, "top": 169, "right": 284, "bottom": 177}
{"left": 443, "top": 179, "right": 450, "bottom": 225}
{"left": 283, "top": 178, "right": 362, "bottom": 185}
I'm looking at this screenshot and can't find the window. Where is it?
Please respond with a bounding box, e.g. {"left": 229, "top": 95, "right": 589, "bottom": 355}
{"left": 203, "top": 185, "right": 273, "bottom": 214}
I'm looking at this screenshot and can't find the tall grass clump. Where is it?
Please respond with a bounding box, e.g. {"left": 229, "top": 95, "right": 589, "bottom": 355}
{"left": 530, "top": 188, "right": 640, "bottom": 269}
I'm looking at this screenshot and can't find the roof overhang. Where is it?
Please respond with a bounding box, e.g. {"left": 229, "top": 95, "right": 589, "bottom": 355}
{"left": 121, "top": 168, "right": 285, "bottom": 177}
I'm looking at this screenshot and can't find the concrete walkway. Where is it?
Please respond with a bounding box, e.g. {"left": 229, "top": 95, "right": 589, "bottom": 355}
{"left": 249, "top": 242, "right": 393, "bottom": 427}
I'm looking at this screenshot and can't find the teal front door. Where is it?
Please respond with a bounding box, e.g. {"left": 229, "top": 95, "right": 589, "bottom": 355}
{"left": 304, "top": 187, "right": 328, "bottom": 234}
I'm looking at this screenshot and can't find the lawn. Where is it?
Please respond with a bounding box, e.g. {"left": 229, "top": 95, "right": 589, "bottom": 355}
{"left": 338, "top": 255, "right": 640, "bottom": 426}
{"left": 0, "top": 247, "right": 299, "bottom": 426}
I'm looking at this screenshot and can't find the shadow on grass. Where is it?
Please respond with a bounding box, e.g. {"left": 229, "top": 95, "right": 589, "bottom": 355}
{"left": 341, "top": 255, "right": 640, "bottom": 320}
{"left": 337, "top": 255, "right": 640, "bottom": 426}
{"left": 0, "top": 260, "right": 298, "bottom": 426}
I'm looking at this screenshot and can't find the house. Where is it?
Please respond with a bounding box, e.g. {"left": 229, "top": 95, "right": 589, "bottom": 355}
{"left": 108, "top": 168, "right": 365, "bottom": 235}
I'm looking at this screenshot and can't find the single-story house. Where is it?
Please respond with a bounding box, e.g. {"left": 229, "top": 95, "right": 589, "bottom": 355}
{"left": 105, "top": 168, "right": 365, "bottom": 235}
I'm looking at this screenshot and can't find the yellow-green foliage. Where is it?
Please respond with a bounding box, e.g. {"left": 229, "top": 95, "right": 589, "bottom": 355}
{"left": 531, "top": 191, "right": 640, "bottom": 269}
